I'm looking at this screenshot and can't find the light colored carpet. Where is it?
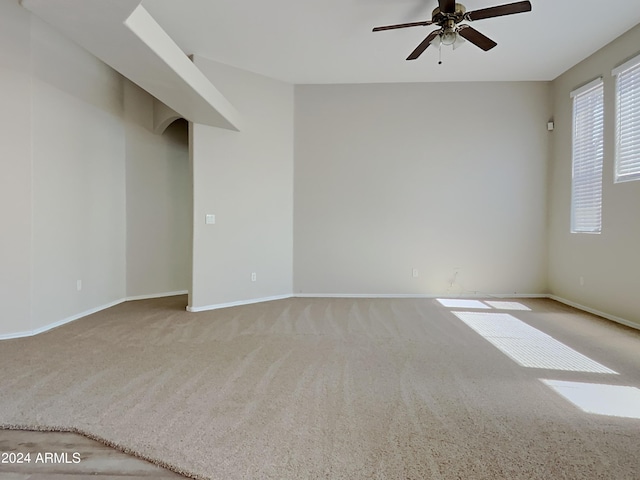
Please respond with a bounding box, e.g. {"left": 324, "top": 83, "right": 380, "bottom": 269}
{"left": 1, "top": 296, "right": 639, "bottom": 479}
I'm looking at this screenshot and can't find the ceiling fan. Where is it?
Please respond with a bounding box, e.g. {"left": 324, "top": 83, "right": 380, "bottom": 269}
{"left": 373, "top": 0, "right": 532, "bottom": 60}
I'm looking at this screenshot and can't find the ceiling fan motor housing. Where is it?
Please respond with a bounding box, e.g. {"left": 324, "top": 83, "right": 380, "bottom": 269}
{"left": 432, "top": 3, "right": 466, "bottom": 24}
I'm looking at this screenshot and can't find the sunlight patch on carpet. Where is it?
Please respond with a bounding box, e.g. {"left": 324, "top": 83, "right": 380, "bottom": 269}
{"left": 437, "top": 299, "right": 490, "bottom": 309}
{"left": 485, "top": 301, "right": 531, "bottom": 311}
{"left": 453, "top": 312, "right": 617, "bottom": 374}
{"left": 542, "top": 380, "right": 640, "bottom": 419}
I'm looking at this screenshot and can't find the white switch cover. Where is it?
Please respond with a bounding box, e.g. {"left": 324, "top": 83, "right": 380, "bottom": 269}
{"left": 205, "top": 214, "right": 216, "bottom": 224}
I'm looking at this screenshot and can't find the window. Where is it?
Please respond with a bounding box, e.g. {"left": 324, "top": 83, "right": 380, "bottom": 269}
{"left": 613, "top": 54, "right": 640, "bottom": 183}
{"left": 571, "top": 78, "right": 604, "bottom": 233}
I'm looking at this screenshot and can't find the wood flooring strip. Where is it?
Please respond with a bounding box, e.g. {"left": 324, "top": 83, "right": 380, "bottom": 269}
{"left": 0, "top": 430, "right": 186, "bottom": 478}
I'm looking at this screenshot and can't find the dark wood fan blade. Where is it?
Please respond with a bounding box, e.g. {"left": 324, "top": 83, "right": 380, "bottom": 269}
{"left": 373, "top": 21, "right": 432, "bottom": 32}
{"left": 465, "top": 1, "right": 531, "bottom": 21}
{"left": 438, "top": 0, "right": 456, "bottom": 14}
{"left": 406, "top": 30, "right": 441, "bottom": 60}
{"left": 457, "top": 25, "right": 497, "bottom": 51}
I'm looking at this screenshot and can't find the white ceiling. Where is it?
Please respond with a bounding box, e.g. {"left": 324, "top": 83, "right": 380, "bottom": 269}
{"left": 141, "top": 0, "right": 640, "bottom": 84}
{"left": 22, "top": 0, "right": 242, "bottom": 129}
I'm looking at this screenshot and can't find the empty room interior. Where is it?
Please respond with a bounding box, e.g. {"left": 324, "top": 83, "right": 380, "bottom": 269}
{"left": 1, "top": 0, "right": 640, "bottom": 478}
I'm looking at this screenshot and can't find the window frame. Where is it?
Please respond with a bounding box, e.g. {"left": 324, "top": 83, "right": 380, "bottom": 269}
{"left": 613, "top": 54, "right": 640, "bottom": 184}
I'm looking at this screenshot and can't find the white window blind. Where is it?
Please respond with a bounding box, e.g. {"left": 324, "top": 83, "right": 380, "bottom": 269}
{"left": 613, "top": 55, "right": 640, "bottom": 183}
{"left": 571, "top": 79, "right": 604, "bottom": 234}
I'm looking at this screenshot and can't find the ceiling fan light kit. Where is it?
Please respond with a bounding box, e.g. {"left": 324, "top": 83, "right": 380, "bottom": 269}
{"left": 373, "top": 0, "right": 532, "bottom": 62}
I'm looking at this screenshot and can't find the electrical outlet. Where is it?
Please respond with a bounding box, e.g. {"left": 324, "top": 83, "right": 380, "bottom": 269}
{"left": 251, "top": 272, "right": 257, "bottom": 282}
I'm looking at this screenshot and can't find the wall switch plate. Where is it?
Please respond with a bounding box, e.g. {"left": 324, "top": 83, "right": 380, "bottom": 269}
{"left": 251, "top": 272, "right": 257, "bottom": 282}
{"left": 412, "top": 268, "right": 418, "bottom": 278}
{"left": 205, "top": 214, "right": 215, "bottom": 224}
{"left": 76, "top": 280, "right": 82, "bottom": 291}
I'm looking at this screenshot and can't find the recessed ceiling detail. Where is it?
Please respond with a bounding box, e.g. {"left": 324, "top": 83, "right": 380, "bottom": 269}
{"left": 21, "top": 0, "right": 242, "bottom": 130}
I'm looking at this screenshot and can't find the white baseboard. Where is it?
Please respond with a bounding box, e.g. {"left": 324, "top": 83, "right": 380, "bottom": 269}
{"left": 186, "top": 294, "right": 293, "bottom": 312}
{"left": 187, "top": 292, "right": 547, "bottom": 312}
{"left": 0, "top": 298, "right": 125, "bottom": 341}
{"left": 294, "top": 293, "right": 547, "bottom": 299}
{"left": 0, "top": 291, "right": 190, "bottom": 340}
{"left": 186, "top": 292, "right": 515, "bottom": 311}
{"left": 126, "top": 290, "right": 188, "bottom": 301}
{"left": 548, "top": 295, "right": 640, "bottom": 331}
{"left": 295, "top": 293, "right": 437, "bottom": 299}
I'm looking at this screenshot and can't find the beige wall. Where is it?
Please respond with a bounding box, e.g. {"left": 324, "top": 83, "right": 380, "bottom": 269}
{"left": 0, "top": 0, "right": 33, "bottom": 334}
{"left": 0, "top": 0, "right": 193, "bottom": 336}
{"left": 294, "top": 82, "right": 551, "bottom": 295}
{"left": 0, "top": 1, "right": 126, "bottom": 335}
{"left": 189, "top": 57, "right": 294, "bottom": 310}
{"left": 125, "top": 83, "right": 191, "bottom": 298}
{"left": 549, "top": 24, "right": 640, "bottom": 327}
{"left": 29, "top": 13, "right": 126, "bottom": 330}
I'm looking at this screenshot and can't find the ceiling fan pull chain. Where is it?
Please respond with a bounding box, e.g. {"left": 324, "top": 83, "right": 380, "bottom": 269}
{"left": 438, "top": 41, "right": 443, "bottom": 65}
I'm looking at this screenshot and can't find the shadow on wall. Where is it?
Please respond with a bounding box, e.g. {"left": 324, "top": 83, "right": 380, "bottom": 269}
{"left": 163, "top": 117, "right": 188, "bottom": 145}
